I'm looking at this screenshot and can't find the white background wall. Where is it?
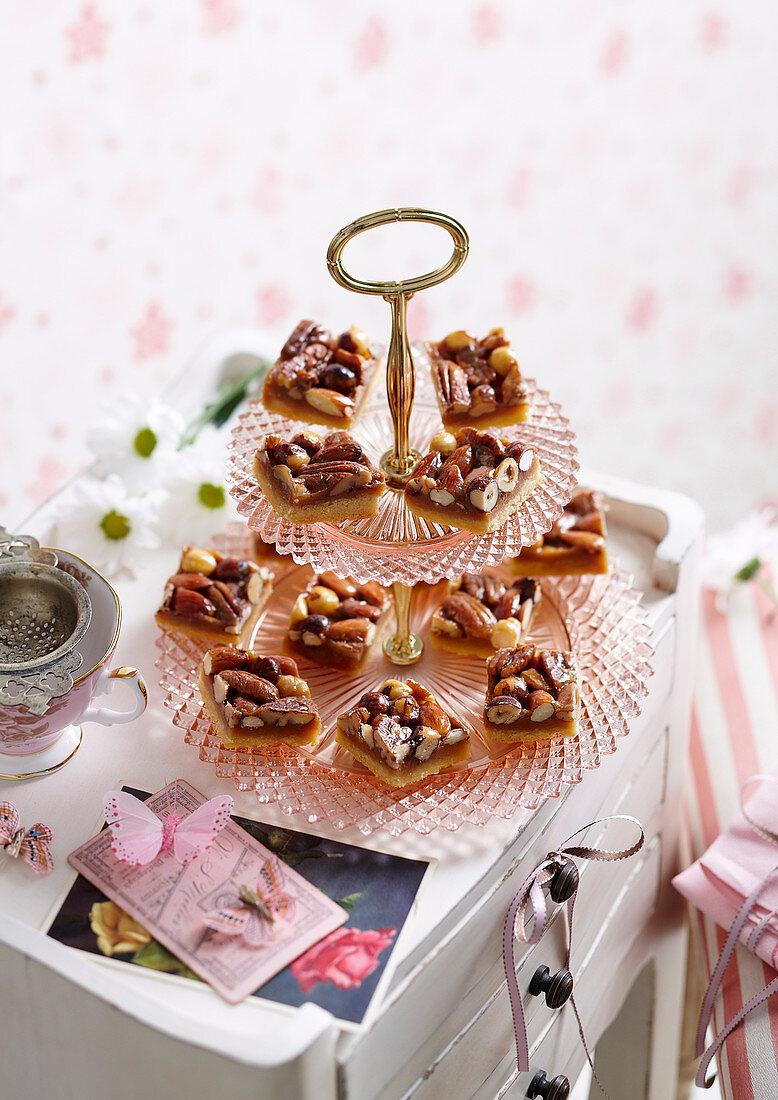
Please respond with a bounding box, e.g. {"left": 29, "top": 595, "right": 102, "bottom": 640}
{"left": 2, "top": 1, "right": 776, "bottom": 530}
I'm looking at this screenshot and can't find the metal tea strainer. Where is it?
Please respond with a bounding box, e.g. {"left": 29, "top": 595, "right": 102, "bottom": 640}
{"left": 0, "top": 527, "right": 92, "bottom": 716}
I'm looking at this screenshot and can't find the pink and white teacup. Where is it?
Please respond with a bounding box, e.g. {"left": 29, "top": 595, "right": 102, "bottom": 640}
{"left": 0, "top": 548, "right": 147, "bottom": 779}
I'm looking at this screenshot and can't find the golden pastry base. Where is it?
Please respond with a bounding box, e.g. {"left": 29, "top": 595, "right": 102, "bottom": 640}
{"left": 154, "top": 589, "right": 269, "bottom": 648}
{"left": 335, "top": 727, "right": 471, "bottom": 788}
{"left": 253, "top": 453, "right": 384, "bottom": 525}
{"left": 511, "top": 545, "right": 609, "bottom": 577}
{"left": 262, "top": 354, "right": 382, "bottom": 430}
{"left": 405, "top": 464, "right": 542, "bottom": 536}
{"left": 484, "top": 717, "right": 578, "bottom": 742}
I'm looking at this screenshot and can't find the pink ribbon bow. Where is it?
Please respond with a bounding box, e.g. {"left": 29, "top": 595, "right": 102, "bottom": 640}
{"left": 695, "top": 775, "right": 778, "bottom": 1088}
{"left": 503, "top": 814, "right": 645, "bottom": 1093}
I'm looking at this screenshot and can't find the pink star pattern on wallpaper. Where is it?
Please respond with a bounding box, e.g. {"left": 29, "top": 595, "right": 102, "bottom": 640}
{"left": 66, "top": 4, "right": 111, "bottom": 64}
{"left": 257, "top": 284, "right": 291, "bottom": 327}
{"left": 2, "top": 4, "right": 775, "bottom": 531}
{"left": 724, "top": 264, "right": 752, "bottom": 303}
{"left": 354, "top": 17, "right": 388, "bottom": 71}
{"left": 601, "top": 30, "right": 629, "bottom": 76}
{"left": 700, "top": 12, "right": 728, "bottom": 52}
{"left": 473, "top": 5, "right": 503, "bottom": 47}
{"left": 0, "top": 295, "right": 16, "bottom": 336}
{"left": 201, "top": 0, "right": 243, "bottom": 36}
{"left": 506, "top": 276, "right": 536, "bottom": 314}
{"left": 131, "top": 303, "right": 174, "bottom": 361}
{"left": 626, "top": 288, "right": 658, "bottom": 333}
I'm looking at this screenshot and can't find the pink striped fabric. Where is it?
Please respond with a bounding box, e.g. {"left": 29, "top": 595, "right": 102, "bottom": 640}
{"left": 684, "top": 583, "right": 778, "bottom": 1097}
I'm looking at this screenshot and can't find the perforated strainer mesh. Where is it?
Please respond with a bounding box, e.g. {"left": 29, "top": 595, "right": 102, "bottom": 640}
{"left": 0, "top": 562, "right": 91, "bottom": 674}
{"left": 0, "top": 573, "right": 80, "bottom": 664}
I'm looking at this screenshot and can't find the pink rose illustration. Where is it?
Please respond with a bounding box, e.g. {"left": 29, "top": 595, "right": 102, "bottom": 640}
{"left": 291, "top": 927, "right": 396, "bottom": 994}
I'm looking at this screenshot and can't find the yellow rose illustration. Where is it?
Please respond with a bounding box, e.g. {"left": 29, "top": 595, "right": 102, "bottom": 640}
{"left": 89, "top": 900, "right": 151, "bottom": 956}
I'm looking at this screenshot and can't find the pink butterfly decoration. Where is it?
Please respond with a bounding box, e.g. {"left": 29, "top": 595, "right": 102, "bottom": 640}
{"left": 202, "top": 858, "right": 296, "bottom": 948}
{"left": 103, "top": 782, "right": 233, "bottom": 866}
{"left": 0, "top": 802, "right": 53, "bottom": 875}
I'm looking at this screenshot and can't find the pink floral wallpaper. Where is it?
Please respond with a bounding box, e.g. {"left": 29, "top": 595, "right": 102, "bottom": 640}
{"left": 2, "top": 2, "right": 776, "bottom": 529}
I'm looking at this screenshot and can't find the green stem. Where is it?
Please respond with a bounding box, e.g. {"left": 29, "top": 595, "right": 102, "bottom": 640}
{"left": 179, "top": 361, "right": 269, "bottom": 449}
{"left": 756, "top": 575, "right": 778, "bottom": 610}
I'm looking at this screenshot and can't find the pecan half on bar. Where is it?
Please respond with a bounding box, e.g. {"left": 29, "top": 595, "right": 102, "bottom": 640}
{"left": 287, "top": 572, "right": 389, "bottom": 672}
{"left": 155, "top": 546, "right": 273, "bottom": 644}
{"left": 508, "top": 487, "right": 609, "bottom": 577}
{"left": 483, "top": 644, "right": 580, "bottom": 742}
{"left": 198, "top": 647, "right": 321, "bottom": 749}
{"left": 336, "top": 678, "right": 471, "bottom": 788}
{"left": 262, "top": 319, "right": 381, "bottom": 429}
{"left": 253, "top": 429, "right": 385, "bottom": 525}
{"left": 431, "top": 572, "right": 541, "bottom": 655}
{"left": 404, "top": 427, "right": 541, "bottom": 536}
{"left": 428, "top": 327, "right": 530, "bottom": 429}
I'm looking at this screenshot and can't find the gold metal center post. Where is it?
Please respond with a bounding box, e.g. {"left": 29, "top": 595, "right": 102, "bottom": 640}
{"left": 326, "top": 207, "right": 469, "bottom": 663}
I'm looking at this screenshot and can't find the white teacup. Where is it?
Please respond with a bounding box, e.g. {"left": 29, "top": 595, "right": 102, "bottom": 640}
{"left": 0, "top": 549, "right": 147, "bottom": 779}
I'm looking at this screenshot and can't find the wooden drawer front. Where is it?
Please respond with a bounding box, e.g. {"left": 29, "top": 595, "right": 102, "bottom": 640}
{"left": 342, "top": 734, "right": 668, "bottom": 1100}
{"left": 389, "top": 837, "right": 661, "bottom": 1100}
{"left": 570, "top": 721, "right": 668, "bottom": 949}
{"left": 478, "top": 836, "right": 663, "bottom": 1100}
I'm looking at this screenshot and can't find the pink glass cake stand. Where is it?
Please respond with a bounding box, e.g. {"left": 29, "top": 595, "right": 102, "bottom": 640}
{"left": 156, "top": 526, "right": 653, "bottom": 838}
{"left": 159, "top": 208, "right": 651, "bottom": 836}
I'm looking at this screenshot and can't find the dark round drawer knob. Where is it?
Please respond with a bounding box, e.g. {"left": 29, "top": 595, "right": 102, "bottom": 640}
{"left": 526, "top": 1069, "right": 570, "bottom": 1100}
{"left": 549, "top": 858, "right": 579, "bottom": 903}
{"left": 528, "top": 964, "right": 574, "bottom": 1008}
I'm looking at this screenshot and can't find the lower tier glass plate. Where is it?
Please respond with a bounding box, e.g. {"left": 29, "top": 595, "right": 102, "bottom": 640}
{"left": 156, "top": 530, "right": 652, "bottom": 837}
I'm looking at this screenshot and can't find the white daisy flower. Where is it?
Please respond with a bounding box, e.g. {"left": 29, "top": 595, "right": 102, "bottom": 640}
{"left": 703, "top": 508, "right": 778, "bottom": 611}
{"left": 157, "top": 447, "right": 237, "bottom": 546}
{"left": 48, "top": 475, "right": 161, "bottom": 579}
{"left": 86, "top": 394, "right": 184, "bottom": 488}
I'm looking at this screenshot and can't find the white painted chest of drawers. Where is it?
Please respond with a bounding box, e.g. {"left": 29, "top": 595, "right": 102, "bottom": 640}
{"left": 0, "top": 332, "right": 703, "bottom": 1100}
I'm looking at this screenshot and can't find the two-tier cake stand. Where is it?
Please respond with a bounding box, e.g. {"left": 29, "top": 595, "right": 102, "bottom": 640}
{"left": 158, "top": 208, "right": 652, "bottom": 836}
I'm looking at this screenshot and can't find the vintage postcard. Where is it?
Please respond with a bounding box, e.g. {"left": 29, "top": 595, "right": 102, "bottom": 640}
{"left": 67, "top": 781, "right": 347, "bottom": 1003}
{"left": 49, "top": 786, "right": 431, "bottom": 1026}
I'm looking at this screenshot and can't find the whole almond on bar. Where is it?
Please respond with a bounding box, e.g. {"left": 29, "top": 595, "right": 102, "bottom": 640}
{"left": 173, "top": 588, "right": 217, "bottom": 617}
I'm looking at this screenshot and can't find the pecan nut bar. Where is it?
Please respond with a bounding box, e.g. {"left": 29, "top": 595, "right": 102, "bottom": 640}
{"left": 198, "top": 647, "right": 321, "bottom": 749}
{"left": 483, "top": 644, "right": 580, "bottom": 742}
{"left": 511, "top": 488, "right": 608, "bottom": 577}
{"left": 428, "top": 327, "right": 530, "bottom": 429}
{"left": 404, "top": 427, "right": 541, "bottom": 535}
{"left": 262, "top": 319, "right": 381, "bottom": 429}
{"left": 155, "top": 546, "right": 273, "bottom": 643}
{"left": 431, "top": 572, "right": 541, "bottom": 656}
{"left": 253, "top": 429, "right": 385, "bottom": 524}
{"left": 336, "top": 678, "right": 471, "bottom": 788}
{"left": 287, "top": 571, "right": 389, "bottom": 672}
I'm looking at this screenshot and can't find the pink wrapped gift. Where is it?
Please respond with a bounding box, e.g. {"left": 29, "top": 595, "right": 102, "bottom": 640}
{"left": 674, "top": 774, "right": 778, "bottom": 968}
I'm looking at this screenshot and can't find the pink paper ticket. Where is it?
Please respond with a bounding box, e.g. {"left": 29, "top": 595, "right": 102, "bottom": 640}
{"left": 68, "top": 780, "right": 347, "bottom": 1003}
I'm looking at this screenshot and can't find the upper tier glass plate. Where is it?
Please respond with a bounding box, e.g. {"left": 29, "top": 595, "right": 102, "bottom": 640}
{"left": 226, "top": 346, "right": 579, "bottom": 586}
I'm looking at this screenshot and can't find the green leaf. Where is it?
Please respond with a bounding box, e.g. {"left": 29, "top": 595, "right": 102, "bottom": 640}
{"left": 179, "top": 360, "right": 270, "bottom": 449}
{"left": 336, "top": 892, "right": 365, "bottom": 911}
{"left": 282, "top": 849, "right": 337, "bottom": 868}
{"left": 240, "top": 822, "right": 341, "bottom": 865}
{"left": 131, "top": 939, "right": 201, "bottom": 982}
{"left": 735, "top": 556, "right": 762, "bottom": 582}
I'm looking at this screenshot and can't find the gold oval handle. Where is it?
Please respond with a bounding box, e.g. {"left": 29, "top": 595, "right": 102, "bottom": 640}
{"left": 326, "top": 207, "right": 469, "bottom": 297}
{"left": 326, "top": 208, "right": 469, "bottom": 478}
